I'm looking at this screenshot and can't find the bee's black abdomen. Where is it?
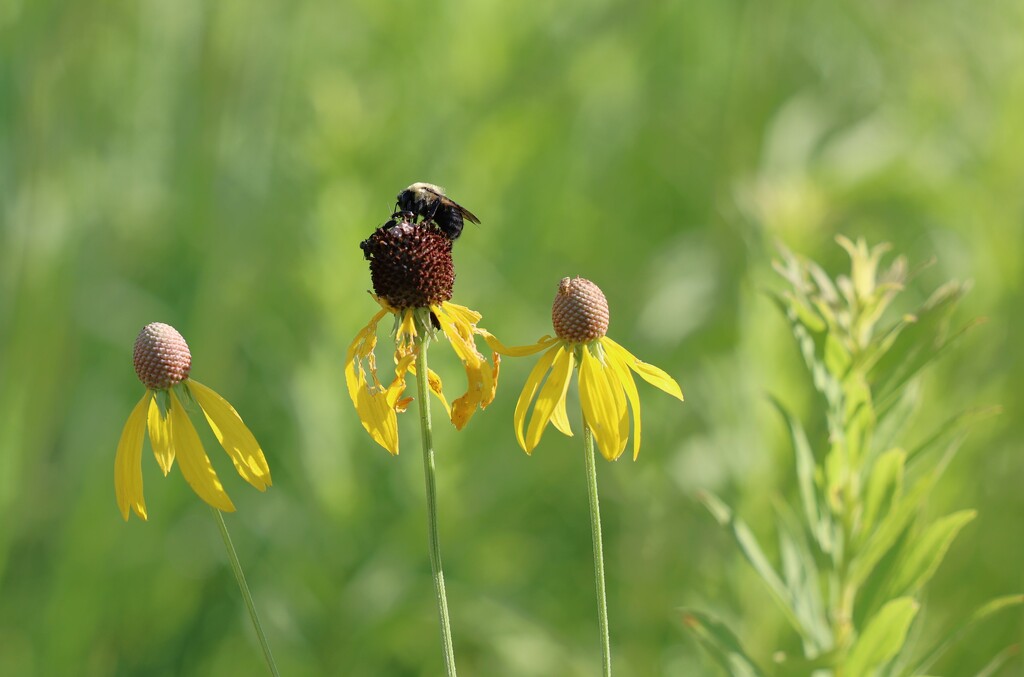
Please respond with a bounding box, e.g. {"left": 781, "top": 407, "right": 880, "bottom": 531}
{"left": 436, "top": 206, "right": 465, "bottom": 240}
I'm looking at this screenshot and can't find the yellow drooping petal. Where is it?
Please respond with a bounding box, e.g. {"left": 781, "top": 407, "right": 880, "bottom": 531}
{"left": 115, "top": 391, "right": 151, "bottom": 521}
{"left": 481, "top": 351, "right": 500, "bottom": 409}
{"left": 603, "top": 338, "right": 643, "bottom": 460}
{"left": 550, "top": 383, "right": 574, "bottom": 437}
{"left": 514, "top": 343, "right": 561, "bottom": 452}
{"left": 346, "top": 309, "right": 400, "bottom": 454}
{"left": 428, "top": 368, "right": 452, "bottom": 417}
{"left": 396, "top": 308, "right": 418, "bottom": 345}
{"left": 451, "top": 360, "right": 487, "bottom": 430}
{"left": 434, "top": 303, "right": 482, "bottom": 368}
{"left": 435, "top": 303, "right": 496, "bottom": 430}
{"left": 188, "top": 379, "right": 272, "bottom": 491}
{"left": 603, "top": 337, "right": 684, "bottom": 401}
{"left": 483, "top": 332, "right": 559, "bottom": 357}
{"left": 355, "top": 383, "right": 400, "bottom": 454}
{"left": 608, "top": 354, "right": 630, "bottom": 460}
{"left": 168, "top": 390, "right": 236, "bottom": 512}
{"left": 525, "top": 345, "right": 575, "bottom": 452}
{"left": 147, "top": 393, "right": 174, "bottom": 475}
{"left": 579, "top": 346, "right": 624, "bottom": 460}
{"left": 388, "top": 353, "right": 415, "bottom": 409}
{"left": 441, "top": 301, "right": 483, "bottom": 328}
{"left": 409, "top": 359, "right": 452, "bottom": 418}
{"left": 344, "top": 309, "right": 389, "bottom": 405}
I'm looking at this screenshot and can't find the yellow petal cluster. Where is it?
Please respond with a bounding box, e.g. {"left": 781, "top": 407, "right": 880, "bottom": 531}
{"left": 345, "top": 297, "right": 500, "bottom": 455}
{"left": 486, "top": 334, "right": 683, "bottom": 461}
{"left": 114, "top": 380, "right": 272, "bottom": 520}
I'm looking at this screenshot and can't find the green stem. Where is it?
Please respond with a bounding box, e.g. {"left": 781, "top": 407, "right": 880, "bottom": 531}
{"left": 211, "top": 507, "right": 281, "bottom": 677}
{"left": 583, "top": 422, "right": 613, "bottom": 677}
{"left": 415, "top": 334, "right": 458, "bottom": 676}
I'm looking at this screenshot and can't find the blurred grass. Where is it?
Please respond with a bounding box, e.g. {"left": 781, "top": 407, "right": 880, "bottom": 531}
{"left": 1, "top": 0, "right": 1021, "bottom": 674}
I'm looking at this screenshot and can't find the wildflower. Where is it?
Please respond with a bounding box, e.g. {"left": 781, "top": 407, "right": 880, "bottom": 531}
{"left": 487, "top": 276, "right": 683, "bottom": 461}
{"left": 346, "top": 215, "right": 500, "bottom": 455}
{"left": 114, "top": 322, "right": 272, "bottom": 520}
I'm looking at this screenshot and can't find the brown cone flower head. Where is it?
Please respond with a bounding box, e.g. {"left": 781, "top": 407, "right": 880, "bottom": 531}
{"left": 552, "top": 276, "right": 610, "bottom": 343}
{"left": 360, "top": 216, "right": 455, "bottom": 309}
{"left": 133, "top": 322, "right": 192, "bottom": 390}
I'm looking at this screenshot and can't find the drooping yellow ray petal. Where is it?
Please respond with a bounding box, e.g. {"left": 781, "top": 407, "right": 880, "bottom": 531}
{"left": 345, "top": 308, "right": 401, "bottom": 454}
{"left": 525, "top": 345, "right": 575, "bottom": 451}
{"left": 188, "top": 379, "right": 272, "bottom": 491}
{"left": 115, "top": 391, "right": 151, "bottom": 521}
{"left": 434, "top": 303, "right": 496, "bottom": 429}
{"left": 356, "top": 385, "right": 400, "bottom": 454}
{"left": 147, "top": 393, "right": 174, "bottom": 475}
{"left": 607, "top": 353, "right": 630, "bottom": 460}
{"left": 550, "top": 383, "right": 574, "bottom": 437}
{"left": 388, "top": 353, "right": 416, "bottom": 408}
{"left": 346, "top": 309, "right": 389, "bottom": 403}
{"left": 426, "top": 367, "right": 452, "bottom": 417}
{"left": 168, "top": 390, "right": 236, "bottom": 512}
{"left": 480, "top": 351, "right": 500, "bottom": 409}
{"left": 513, "top": 344, "right": 561, "bottom": 452}
{"left": 579, "top": 347, "right": 623, "bottom": 460}
{"left": 482, "top": 332, "right": 559, "bottom": 357}
{"left": 434, "top": 304, "right": 483, "bottom": 369}
{"left": 603, "top": 338, "right": 643, "bottom": 460}
{"left": 440, "top": 301, "right": 482, "bottom": 328}
{"left": 603, "top": 337, "right": 684, "bottom": 401}
{"left": 451, "top": 359, "right": 486, "bottom": 430}
{"left": 396, "top": 308, "right": 418, "bottom": 344}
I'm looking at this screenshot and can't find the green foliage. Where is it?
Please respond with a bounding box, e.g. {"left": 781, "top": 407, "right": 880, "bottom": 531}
{"left": 1, "top": 0, "right": 1021, "bottom": 674}
{"left": 689, "top": 240, "right": 1022, "bottom": 674}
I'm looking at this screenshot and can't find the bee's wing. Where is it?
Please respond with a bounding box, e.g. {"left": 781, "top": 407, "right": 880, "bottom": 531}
{"left": 454, "top": 202, "right": 481, "bottom": 224}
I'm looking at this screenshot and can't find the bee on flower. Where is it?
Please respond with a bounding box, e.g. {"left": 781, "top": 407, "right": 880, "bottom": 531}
{"left": 486, "top": 276, "right": 684, "bottom": 461}
{"left": 346, "top": 212, "right": 500, "bottom": 455}
{"left": 114, "top": 322, "right": 272, "bottom": 520}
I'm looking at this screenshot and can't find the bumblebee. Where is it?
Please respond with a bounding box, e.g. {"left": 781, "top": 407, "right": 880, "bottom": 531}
{"left": 395, "top": 182, "right": 480, "bottom": 240}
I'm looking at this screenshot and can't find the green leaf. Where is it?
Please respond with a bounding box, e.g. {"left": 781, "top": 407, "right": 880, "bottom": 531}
{"left": 697, "top": 491, "right": 811, "bottom": 641}
{"left": 681, "top": 609, "right": 766, "bottom": 677}
{"left": 769, "top": 398, "right": 831, "bottom": 554}
{"left": 886, "top": 510, "right": 976, "bottom": 599}
{"left": 906, "top": 406, "right": 1002, "bottom": 465}
{"left": 870, "top": 281, "right": 971, "bottom": 414}
{"left": 825, "top": 332, "right": 852, "bottom": 378}
{"left": 873, "top": 383, "right": 920, "bottom": 454}
{"left": 859, "top": 448, "right": 906, "bottom": 547}
{"left": 848, "top": 475, "right": 932, "bottom": 588}
{"left": 772, "top": 649, "right": 842, "bottom": 676}
{"left": 845, "top": 597, "right": 920, "bottom": 677}
{"left": 902, "top": 594, "right": 1024, "bottom": 676}
{"left": 774, "top": 500, "right": 831, "bottom": 652}
{"left": 971, "top": 644, "right": 1021, "bottom": 677}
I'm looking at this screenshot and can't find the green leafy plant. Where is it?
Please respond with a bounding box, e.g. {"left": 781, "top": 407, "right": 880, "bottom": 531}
{"left": 684, "top": 237, "right": 1021, "bottom": 676}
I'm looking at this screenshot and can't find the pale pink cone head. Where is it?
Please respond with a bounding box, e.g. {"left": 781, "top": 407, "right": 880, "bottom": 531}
{"left": 133, "top": 322, "right": 192, "bottom": 390}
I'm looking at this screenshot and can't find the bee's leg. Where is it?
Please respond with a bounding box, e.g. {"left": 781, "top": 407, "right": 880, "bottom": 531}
{"left": 427, "top": 200, "right": 441, "bottom": 222}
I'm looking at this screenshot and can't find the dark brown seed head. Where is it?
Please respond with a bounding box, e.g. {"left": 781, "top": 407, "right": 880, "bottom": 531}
{"left": 133, "top": 322, "right": 192, "bottom": 390}
{"left": 552, "top": 277, "right": 610, "bottom": 343}
{"left": 360, "top": 218, "right": 455, "bottom": 309}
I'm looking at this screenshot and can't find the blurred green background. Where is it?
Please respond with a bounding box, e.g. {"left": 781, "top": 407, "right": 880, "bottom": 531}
{"left": 1, "top": 0, "right": 1021, "bottom": 674}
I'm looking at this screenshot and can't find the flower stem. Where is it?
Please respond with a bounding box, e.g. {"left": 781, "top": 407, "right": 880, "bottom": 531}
{"left": 583, "top": 422, "right": 613, "bottom": 677}
{"left": 415, "top": 334, "right": 458, "bottom": 676}
{"left": 211, "top": 507, "right": 281, "bottom": 677}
